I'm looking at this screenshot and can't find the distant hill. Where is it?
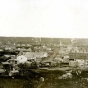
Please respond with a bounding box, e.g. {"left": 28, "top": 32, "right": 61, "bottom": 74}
{"left": 0, "top": 37, "right": 71, "bottom": 45}
{"left": 0, "top": 37, "right": 88, "bottom": 46}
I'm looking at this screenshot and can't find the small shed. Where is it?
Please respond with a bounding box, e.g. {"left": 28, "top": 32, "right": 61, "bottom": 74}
{"left": 69, "top": 61, "right": 77, "bottom": 67}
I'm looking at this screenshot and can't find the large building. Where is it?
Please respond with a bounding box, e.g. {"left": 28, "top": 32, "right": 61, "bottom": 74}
{"left": 69, "top": 52, "right": 88, "bottom": 60}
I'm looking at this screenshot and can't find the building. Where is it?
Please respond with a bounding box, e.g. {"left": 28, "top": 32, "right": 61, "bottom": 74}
{"left": 16, "top": 55, "right": 27, "bottom": 64}
{"left": 69, "top": 52, "right": 88, "bottom": 60}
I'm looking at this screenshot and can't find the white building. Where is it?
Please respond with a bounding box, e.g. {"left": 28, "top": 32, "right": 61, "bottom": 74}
{"left": 16, "top": 55, "right": 27, "bottom": 64}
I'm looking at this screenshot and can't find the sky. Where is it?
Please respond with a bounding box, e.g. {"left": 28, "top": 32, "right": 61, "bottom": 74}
{"left": 0, "top": 0, "right": 88, "bottom": 38}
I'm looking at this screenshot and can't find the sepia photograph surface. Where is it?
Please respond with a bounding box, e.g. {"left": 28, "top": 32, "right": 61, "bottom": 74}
{"left": 0, "top": 0, "right": 88, "bottom": 88}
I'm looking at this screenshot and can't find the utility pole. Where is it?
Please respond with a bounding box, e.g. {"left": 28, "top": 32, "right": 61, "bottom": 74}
{"left": 39, "top": 37, "right": 41, "bottom": 42}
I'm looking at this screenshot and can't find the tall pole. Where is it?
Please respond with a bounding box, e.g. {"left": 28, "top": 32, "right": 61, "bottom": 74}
{"left": 39, "top": 37, "right": 41, "bottom": 43}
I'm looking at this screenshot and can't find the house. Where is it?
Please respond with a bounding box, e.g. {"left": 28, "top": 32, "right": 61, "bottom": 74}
{"left": 76, "top": 59, "right": 85, "bottom": 67}
{"left": 16, "top": 55, "right": 27, "bottom": 64}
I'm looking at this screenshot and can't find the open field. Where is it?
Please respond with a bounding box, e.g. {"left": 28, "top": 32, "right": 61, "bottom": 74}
{"left": 0, "top": 78, "right": 25, "bottom": 88}
{"left": 0, "top": 76, "right": 88, "bottom": 88}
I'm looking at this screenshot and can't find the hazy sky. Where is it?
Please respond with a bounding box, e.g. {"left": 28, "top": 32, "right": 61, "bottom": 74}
{"left": 0, "top": 0, "right": 88, "bottom": 38}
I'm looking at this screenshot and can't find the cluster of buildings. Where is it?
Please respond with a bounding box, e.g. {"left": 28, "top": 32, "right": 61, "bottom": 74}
{"left": 0, "top": 38, "right": 88, "bottom": 77}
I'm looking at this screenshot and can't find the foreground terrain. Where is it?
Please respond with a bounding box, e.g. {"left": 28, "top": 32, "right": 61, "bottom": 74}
{"left": 0, "top": 74, "right": 88, "bottom": 88}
